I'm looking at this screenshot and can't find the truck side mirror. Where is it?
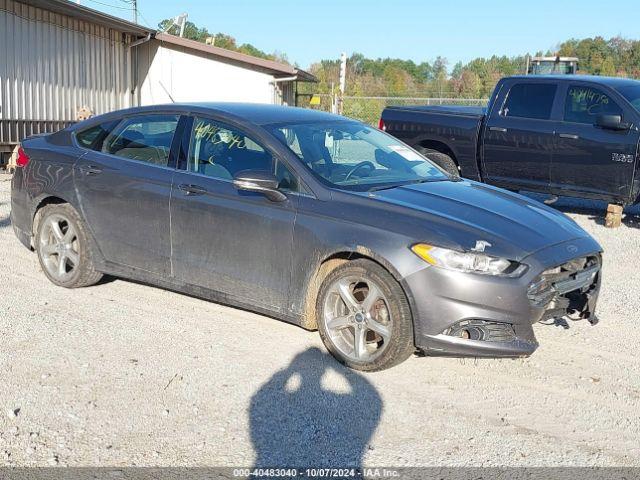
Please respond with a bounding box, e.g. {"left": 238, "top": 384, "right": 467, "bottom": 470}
{"left": 595, "top": 114, "right": 630, "bottom": 131}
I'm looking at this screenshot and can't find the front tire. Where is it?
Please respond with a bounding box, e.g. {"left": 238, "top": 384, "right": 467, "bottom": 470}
{"left": 35, "top": 204, "right": 103, "bottom": 288}
{"left": 317, "top": 259, "right": 415, "bottom": 371}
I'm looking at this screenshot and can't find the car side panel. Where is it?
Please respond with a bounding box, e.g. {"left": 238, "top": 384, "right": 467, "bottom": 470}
{"left": 73, "top": 152, "right": 174, "bottom": 276}
{"left": 12, "top": 133, "right": 85, "bottom": 244}
{"left": 288, "top": 194, "right": 427, "bottom": 327}
{"left": 10, "top": 167, "right": 32, "bottom": 248}
{"left": 170, "top": 172, "right": 298, "bottom": 313}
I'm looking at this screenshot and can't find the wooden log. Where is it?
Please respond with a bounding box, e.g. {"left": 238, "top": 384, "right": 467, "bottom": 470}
{"left": 605, "top": 204, "right": 623, "bottom": 228}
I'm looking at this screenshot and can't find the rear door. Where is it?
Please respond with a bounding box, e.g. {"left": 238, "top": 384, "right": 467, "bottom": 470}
{"left": 551, "top": 83, "right": 640, "bottom": 201}
{"left": 170, "top": 116, "right": 300, "bottom": 311}
{"left": 482, "top": 81, "right": 560, "bottom": 191}
{"left": 73, "top": 113, "right": 181, "bottom": 276}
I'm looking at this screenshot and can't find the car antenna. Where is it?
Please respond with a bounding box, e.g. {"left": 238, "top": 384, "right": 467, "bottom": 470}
{"left": 159, "top": 81, "right": 176, "bottom": 103}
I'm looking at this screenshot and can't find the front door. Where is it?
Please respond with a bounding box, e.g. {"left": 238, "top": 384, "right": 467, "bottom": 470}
{"left": 551, "top": 84, "right": 639, "bottom": 200}
{"left": 482, "top": 82, "right": 559, "bottom": 191}
{"left": 73, "top": 113, "right": 180, "bottom": 276}
{"left": 170, "top": 116, "right": 301, "bottom": 311}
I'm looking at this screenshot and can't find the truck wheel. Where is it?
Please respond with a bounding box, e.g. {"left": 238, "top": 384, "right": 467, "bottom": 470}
{"left": 418, "top": 148, "right": 460, "bottom": 178}
{"left": 317, "top": 259, "right": 415, "bottom": 371}
{"left": 35, "top": 204, "right": 103, "bottom": 288}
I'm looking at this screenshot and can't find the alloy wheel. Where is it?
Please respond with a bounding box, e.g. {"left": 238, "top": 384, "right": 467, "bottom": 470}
{"left": 322, "top": 275, "right": 393, "bottom": 362}
{"left": 38, "top": 213, "right": 80, "bottom": 282}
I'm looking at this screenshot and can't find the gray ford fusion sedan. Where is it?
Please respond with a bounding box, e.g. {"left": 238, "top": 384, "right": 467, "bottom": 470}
{"left": 10, "top": 103, "right": 602, "bottom": 371}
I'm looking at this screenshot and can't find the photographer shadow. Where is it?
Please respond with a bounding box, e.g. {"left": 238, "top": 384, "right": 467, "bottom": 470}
{"left": 249, "top": 347, "right": 382, "bottom": 471}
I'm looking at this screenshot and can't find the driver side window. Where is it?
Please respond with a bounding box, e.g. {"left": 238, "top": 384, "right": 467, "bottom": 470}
{"left": 187, "top": 117, "right": 300, "bottom": 192}
{"left": 564, "top": 86, "right": 622, "bottom": 124}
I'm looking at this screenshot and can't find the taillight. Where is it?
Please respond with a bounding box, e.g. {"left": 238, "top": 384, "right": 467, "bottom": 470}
{"left": 16, "top": 147, "right": 30, "bottom": 167}
{"left": 378, "top": 118, "right": 386, "bottom": 131}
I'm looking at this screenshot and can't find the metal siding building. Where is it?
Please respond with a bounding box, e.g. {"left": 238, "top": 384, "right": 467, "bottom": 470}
{"left": 0, "top": 0, "right": 316, "bottom": 163}
{"left": 0, "top": 0, "right": 148, "bottom": 155}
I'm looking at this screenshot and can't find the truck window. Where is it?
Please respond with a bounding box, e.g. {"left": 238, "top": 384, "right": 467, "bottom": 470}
{"left": 614, "top": 84, "right": 640, "bottom": 112}
{"left": 564, "top": 86, "right": 623, "bottom": 124}
{"left": 501, "top": 83, "right": 557, "bottom": 120}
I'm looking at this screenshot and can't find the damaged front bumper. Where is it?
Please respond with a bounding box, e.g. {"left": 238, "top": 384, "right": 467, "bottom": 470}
{"left": 528, "top": 255, "right": 600, "bottom": 325}
{"left": 404, "top": 237, "right": 602, "bottom": 358}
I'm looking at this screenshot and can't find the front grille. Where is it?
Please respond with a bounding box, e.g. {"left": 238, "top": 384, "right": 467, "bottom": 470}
{"left": 528, "top": 255, "right": 600, "bottom": 320}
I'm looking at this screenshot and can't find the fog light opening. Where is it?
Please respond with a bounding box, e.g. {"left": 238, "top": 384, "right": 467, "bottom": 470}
{"left": 444, "top": 320, "right": 516, "bottom": 343}
{"left": 459, "top": 327, "right": 483, "bottom": 341}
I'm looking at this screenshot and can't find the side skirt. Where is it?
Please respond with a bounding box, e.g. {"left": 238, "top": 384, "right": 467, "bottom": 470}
{"left": 98, "top": 261, "right": 309, "bottom": 330}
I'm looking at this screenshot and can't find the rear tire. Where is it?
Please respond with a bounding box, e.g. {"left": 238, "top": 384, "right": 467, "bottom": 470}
{"left": 35, "top": 204, "right": 103, "bottom": 288}
{"left": 418, "top": 148, "right": 460, "bottom": 178}
{"left": 316, "top": 259, "right": 415, "bottom": 371}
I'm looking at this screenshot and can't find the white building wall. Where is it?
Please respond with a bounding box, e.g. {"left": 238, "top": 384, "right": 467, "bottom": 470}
{"left": 138, "top": 41, "right": 277, "bottom": 106}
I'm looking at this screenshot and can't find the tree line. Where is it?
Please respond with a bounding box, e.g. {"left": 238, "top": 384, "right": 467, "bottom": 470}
{"left": 310, "top": 37, "right": 640, "bottom": 99}
{"left": 157, "top": 19, "right": 640, "bottom": 100}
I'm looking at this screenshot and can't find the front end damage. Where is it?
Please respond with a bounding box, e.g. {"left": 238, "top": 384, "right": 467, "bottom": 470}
{"left": 528, "top": 255, "right": 601, "bottom": 326}
{"left": 408, "top": 241, "right": 602, "bottom": 358}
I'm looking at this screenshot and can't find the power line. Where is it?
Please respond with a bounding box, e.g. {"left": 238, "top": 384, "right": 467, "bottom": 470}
{"left": 136, "top": 9, "right": 153, "bottom": 28}
{"left": 85, "top": 0, "right": 133, "bottom": 10}
{"left": 131, "top": 0, "right": 137, "bottom": 24}
{"left": 85, "top": 0, "right": 138, "bottom": 24}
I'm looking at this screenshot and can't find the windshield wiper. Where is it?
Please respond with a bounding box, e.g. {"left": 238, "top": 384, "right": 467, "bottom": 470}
{"left": 368, "top": 179, "right": 438, "bottom": 192}
{"left": 367, "top": 183, "right": 406, "bottom": 192}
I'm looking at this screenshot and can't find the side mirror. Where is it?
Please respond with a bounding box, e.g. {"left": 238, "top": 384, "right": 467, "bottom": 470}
{"left": 233, "top": 170, "right": 287, "bottom": 202}
{"left": 595, "top": 114, "right": 630, "bottom": 131}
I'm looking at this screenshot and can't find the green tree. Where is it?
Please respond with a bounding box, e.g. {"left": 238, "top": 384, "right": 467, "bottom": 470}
{"left": 157, "top": 18, "right": 283, "bottom": 62}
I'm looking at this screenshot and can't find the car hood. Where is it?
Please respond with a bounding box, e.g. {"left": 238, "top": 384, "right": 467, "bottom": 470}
{"left": 364, "top": 179, "right": 596, "bottom": 261}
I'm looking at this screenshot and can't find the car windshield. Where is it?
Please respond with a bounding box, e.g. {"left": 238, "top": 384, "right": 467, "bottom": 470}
{"left": 268, "top": 121, "right": 449, "bottom": 191}
{"left": 615, "top": 84, "right": 640, "bottom": 112}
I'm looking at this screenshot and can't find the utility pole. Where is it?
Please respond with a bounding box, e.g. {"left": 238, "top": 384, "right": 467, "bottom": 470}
{"left": 338, "top": 52, "right": 347, "bottom": 115}
{"left": 132, "top": 0, "right": 138, "bottom": 24}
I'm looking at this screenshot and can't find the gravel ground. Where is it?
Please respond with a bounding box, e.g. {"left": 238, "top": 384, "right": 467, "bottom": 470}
{"left": 0, "top": 173, "right": 639, "bottom": 468}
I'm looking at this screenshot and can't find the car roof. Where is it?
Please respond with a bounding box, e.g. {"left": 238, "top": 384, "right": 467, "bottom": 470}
{"left": 504, "top": 74, "right": 640, "bottom": 88}
{"left": 185, "top": 102, "right": 349, "bottom": 125}
{"left": 84, "top": 102, "right": 351, "bottom": 127}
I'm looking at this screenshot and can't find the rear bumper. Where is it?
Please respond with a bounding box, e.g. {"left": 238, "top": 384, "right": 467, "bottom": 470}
{"left": 10, "top": 168, "right": 33, "bottom": 249}
{"left": 12, "top": 219, "right": 32, "bottom": 249}
{"left": 403, "top": 237, "right": 602, "bottom": 358}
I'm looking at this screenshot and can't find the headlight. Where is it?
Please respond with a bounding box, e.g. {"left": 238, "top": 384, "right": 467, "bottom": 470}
{"left": 411, "top": 243, "right": 525, "bottom": 276}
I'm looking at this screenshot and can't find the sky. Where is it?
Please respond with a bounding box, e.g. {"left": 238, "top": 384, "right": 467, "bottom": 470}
{"left": 86, "top": 0, "right": 639, "bottom": 69}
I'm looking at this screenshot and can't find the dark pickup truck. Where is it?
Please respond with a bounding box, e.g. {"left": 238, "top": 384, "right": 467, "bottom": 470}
{"left": 380, "top": 75, "right": 640, "bottom": 206}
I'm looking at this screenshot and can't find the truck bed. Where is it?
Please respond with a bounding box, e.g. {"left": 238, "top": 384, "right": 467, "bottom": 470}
{"left": 382, "top": 105, "right": 486, "bottom": 181}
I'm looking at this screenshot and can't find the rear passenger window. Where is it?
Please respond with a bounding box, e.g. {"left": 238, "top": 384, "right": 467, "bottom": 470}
{"left": 76, "top": 121, "right": 119, "bottom": 150}
{"left": 564, "top": 86, "right": 623, "bottom": 124}
{"left": 103, "top": 114, "right": 179, "bottom": 166}
{"left": 502, "top": 83, "right": 557, "bottom": 120}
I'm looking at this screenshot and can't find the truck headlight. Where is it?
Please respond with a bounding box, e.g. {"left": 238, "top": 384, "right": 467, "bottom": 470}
{"left": 411, "top": 243, "right": 525, "bottom": 276}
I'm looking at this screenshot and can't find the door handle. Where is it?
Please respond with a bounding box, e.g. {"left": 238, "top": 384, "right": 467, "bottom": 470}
{"left": 489, "top": 126, "right": 507, "bottom": 133}
{"left": 558, "top": 133, "right": 579, "bottom": 140}
{"left": 78, "top": 165, "right": 102, "bottom": 176}
{"left": 178, "top": 184, "right": 207, "bottom": 196}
